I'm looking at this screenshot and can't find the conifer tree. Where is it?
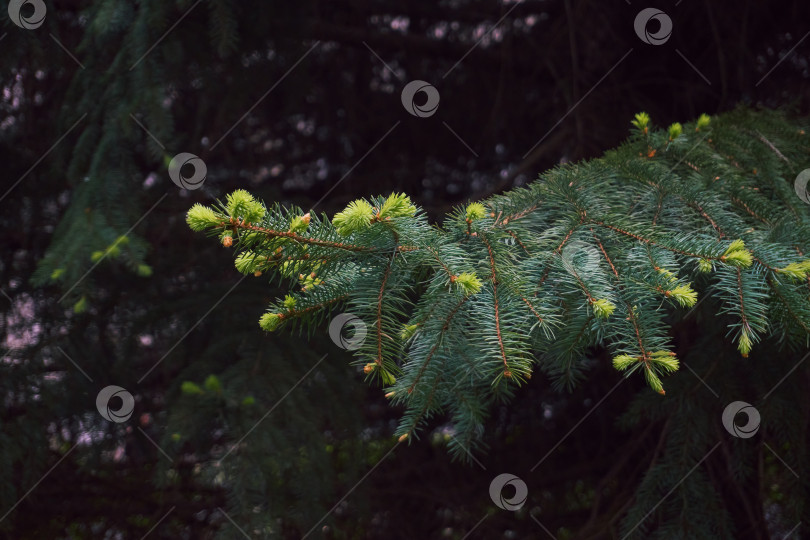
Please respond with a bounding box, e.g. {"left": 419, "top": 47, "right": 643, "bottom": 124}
{"left": 8, "top": 0, "right": 810, "bottom": 535}
{"left": 188, "top": 107, "right": 810, "bottom": 460}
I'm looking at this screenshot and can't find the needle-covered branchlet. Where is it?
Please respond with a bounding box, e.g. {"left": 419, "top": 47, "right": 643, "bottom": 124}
{"left": 187, "top": 109, "right": 810, "bottom": 457}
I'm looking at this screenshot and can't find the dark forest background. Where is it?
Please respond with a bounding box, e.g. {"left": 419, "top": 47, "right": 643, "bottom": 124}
{"left": 1, "top": 0, "right": 809, "bottom": 538}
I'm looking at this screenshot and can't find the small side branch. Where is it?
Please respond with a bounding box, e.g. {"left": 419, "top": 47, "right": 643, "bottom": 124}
{"left": 481, "top": 234, "right": 510, "bottom": 376}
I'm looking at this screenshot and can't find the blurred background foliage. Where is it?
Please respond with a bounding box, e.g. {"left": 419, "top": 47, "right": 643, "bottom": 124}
{"left": 1, "top": 0, "right": 809, "bottom": 537}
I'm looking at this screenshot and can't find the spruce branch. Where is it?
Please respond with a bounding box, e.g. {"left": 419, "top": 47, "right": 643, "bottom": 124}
{"left": 187, "top": 108, "right": 810, "bottom": 452}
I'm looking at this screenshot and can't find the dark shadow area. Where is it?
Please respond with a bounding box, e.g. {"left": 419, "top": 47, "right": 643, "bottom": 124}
{"left": 1, "top": 0, "right": 809, "bottom": 538}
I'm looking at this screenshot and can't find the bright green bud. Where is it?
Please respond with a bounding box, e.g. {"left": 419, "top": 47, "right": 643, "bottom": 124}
{"left": 400, "top": 324, "right": 418, "bottom": 340}
{"left": 50, "top": 268, "right": 65, "bottom": 281}
{"left": 591, "top": 298, "right": 615, "bottom": 319}
{"left": 242, "top": 396, "right": 255, "bottom": 406}
{"left": 186, "top": 203, "right": 221, "bottom": 231}
{"left": 114, "top": 235, "right": 129, "bottom": 246}
{"left": 259, "top": 312, "right": 284, "bottom": 332}
{"left": 378, "top": 193, "right": 417, "bottom": 219}
{"left": 631, "top": 111, "right": 650, "bottom": 131}
{"left": 289, "top": 213, "right": 311, "bottom": 233}
{"left": 454, "top": 272, "right": 482, "bottom": 295}
{"left": 650, "top": 351, "right": 679, "bottom": 372}
{"left": 722, "top": 239, "right": 753, "bottom": 267}
{"left": 668, "top": 122, "right": 683, "bottom": 140}
{"left": 137, "top": 264, "right": 153, "bottom": 277}
{"left": 656, "top": 267, "right": 677, "bottom": 283}
{"left": 725, "top": 239, "right": 746, "bottom": 254}
{"left": 380, "top": 369, "right": 397, "bottom": 386}
{"left": 106, "top": 245, "right": 121, "bottom": 258}
{"left": 282, "top": 295, "right": 297, "bottom": 309}
{"left": 225, "top": 190, "right": 265, "bottom": 223}
{"left": 697, "top": 259, "right": 713, "bottom": 273}
{"left": 465, "top": 202, "right": 487, "bottom": 221}
{"left": 612, "top": 354, "right": 637, "bottom": 371}
{"left": 234, "top": 252, "right": 259, "bottom": 275}
{"left": 203, "top": 375, "right": 222, "bottom": 393}
{"left": 696, "top": 113, "right": 711, "bottom": 131}
{"left": 723, "top": 249, "right": 753, "bottom": 268}
{"left": 73, "top": 296, "right": 88, "bottom": 314}
{"left": 644, "top": 366, "right": 665, "bottom": 395}
{"left": 181, "top": 381, "right": 204, "bottom": 395}
{"left": 90, "top": 251, "right": 104, "bottom": 262}
{"left": 332, "top": 199, "right": 374, "bottom": 236}
{"left": 737, "top": 331, "right": 753, "bottom": 357}
{"left": 778, "top": 260, "right": 810, "bottom": 281}
{"left": 667, "top": 284, "right": 698, "bottom": 307}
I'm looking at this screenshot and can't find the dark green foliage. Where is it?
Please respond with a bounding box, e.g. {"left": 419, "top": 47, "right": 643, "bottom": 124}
{"left": 191, "top": 108, "right": 810, "bottom": 537}
{"left": 5, "top": 0, "right": 810, "bottom": 537}
{"left": 191, "top": 107, "right": 810, "bottom": 451}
